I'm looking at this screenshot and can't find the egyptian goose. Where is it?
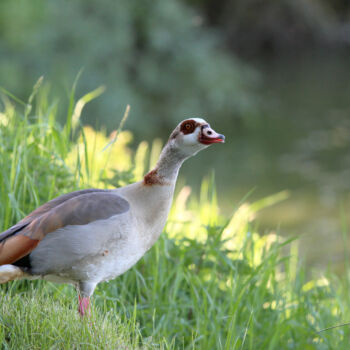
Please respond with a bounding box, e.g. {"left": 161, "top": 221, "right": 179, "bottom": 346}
{"left": 0, "top": 118, "right": 224, "bottom": 315}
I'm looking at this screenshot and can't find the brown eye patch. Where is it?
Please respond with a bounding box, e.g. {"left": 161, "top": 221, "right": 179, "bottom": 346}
{"left": 180, "top": 120, "right": 197, "bottom": 134}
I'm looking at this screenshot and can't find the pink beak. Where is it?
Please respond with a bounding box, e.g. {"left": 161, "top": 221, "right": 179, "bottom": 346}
{"left": 199, "top": 125, "right": 225, "bottom": 145}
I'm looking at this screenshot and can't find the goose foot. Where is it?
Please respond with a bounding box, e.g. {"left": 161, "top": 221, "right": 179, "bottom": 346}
{"left": 78, "top": 295, "right": 90, "bottom": 316}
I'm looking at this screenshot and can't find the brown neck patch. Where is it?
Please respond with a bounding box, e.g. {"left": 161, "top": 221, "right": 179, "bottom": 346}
{"left": 143, "top": 169, "right": 164, "bottom": 186}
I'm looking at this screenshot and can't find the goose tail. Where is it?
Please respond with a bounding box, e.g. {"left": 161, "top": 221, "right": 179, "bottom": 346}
{"left": 0, "top": 265, "right": 25, "bottom": 284}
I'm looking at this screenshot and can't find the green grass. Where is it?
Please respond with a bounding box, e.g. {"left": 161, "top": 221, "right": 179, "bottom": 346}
{"left": 1, "top": 81, "right": 350, "bottom": 349}
{"left": 1, "top": 282, "right": 144, "bottom": 349}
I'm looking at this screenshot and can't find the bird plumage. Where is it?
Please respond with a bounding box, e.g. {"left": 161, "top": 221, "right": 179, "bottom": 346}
{"left": 0, "top": 118, "right": 224, "bottom": 315}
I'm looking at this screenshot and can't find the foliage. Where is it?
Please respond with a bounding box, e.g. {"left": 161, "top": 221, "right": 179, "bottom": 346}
{"left": 0, "top": 78, "right": 77, "bottom": 230}
{"left": 1, "top": 80, "right": 350, "bottom": 349}
{"left": 0, "top": 0, "right": 256, "bottom": 136}
{"left": 0, "top": 285, "right": 146, "bottom": 349}
{"left": 184, "top": 0, "right": 350, "bottom": 53}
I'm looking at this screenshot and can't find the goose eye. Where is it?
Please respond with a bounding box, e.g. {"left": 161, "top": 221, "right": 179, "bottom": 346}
{"left": 180, "top": 120, "right": 196, "bottom": 134}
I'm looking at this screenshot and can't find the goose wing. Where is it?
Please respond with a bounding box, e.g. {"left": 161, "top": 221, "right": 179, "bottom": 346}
{"left": 0, "top": 190, "right": 130, "bottom": 265}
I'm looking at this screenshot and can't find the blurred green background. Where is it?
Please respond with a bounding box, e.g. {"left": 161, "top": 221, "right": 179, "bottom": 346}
{"left": 1, "top": 0, "right": 350, "bottom": 271}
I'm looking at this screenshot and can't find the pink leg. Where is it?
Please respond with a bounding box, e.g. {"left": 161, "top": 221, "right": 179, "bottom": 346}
{"left": 78, "top": 295, "right": 90, "bottom": 316}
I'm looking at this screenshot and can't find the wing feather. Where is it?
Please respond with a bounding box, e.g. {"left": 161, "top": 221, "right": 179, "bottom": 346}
{"left": 0, "top": 191, "right": 129, "bottom": 265}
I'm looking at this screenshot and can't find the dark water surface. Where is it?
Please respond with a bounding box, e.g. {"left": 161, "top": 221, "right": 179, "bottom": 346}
{"left": 172, "top": 52, "right": 350, "bottom": 272}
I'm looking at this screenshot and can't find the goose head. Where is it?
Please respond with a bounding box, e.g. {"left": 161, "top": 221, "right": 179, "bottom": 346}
{"left": 168, "top": 118, "right": 225, "bottom": 158}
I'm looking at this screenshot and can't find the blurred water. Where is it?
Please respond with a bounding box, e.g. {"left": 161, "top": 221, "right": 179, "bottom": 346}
{"left": 149, "top": 51, "right": 350, "bottom": 272}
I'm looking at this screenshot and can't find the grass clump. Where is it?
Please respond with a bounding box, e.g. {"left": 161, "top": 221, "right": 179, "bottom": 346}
{"left": 1, "top": 82, "right": 350, "bottom": 349}
{"left": 1, "top": 283, "right": 143, "bottom": 349}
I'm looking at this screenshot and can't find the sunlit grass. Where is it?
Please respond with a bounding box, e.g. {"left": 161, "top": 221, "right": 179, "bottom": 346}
{"left": 1, "top": 81, "right": 350, "bottom": 349}
{"left": 0, "top": 282, "right": 144, "bottom": 349}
